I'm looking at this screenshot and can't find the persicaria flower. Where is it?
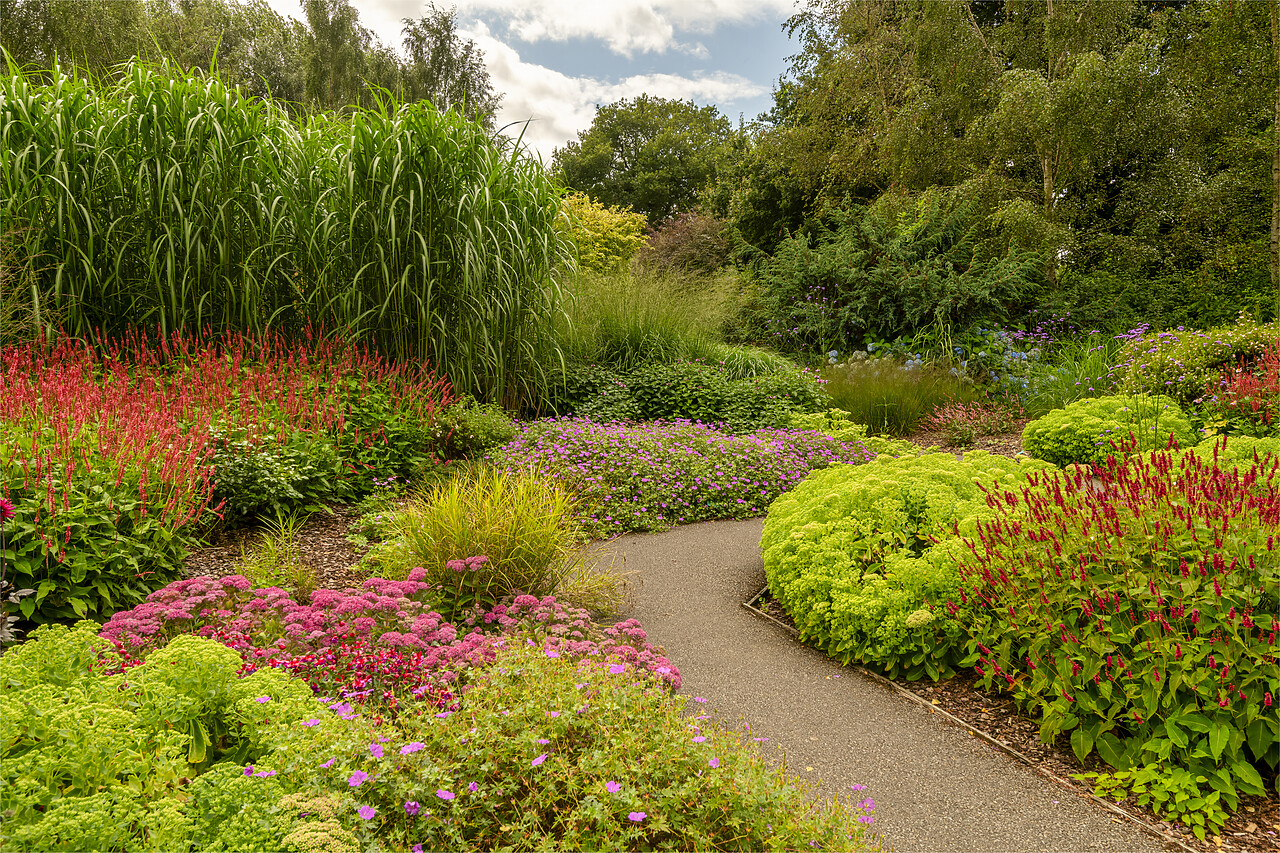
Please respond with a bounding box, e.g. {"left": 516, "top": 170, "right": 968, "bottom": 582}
{"left": 1265, "top": 692, "right": 1273, "bottom": 707}
{"left": 0, "top": 499, "right": 14, "bottom": 521}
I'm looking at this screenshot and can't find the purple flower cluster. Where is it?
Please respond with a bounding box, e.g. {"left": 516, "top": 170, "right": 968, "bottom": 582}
{"left": 488, "top": 417, "right": 872, "bottom": 535}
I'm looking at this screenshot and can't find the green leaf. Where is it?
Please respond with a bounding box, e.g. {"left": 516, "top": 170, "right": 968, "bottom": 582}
{"left": 1165, "top": 720, "right": 1188, "bottom": 749}
{"left": 1231, "top": 759, "right": 1266, "bottom": 796}
{"left": 1071, "top": 726, "right": 1096, "bottom": 764}
{"left": 1246, "top": 719, "right": 1273, "bottom": 760}
{"left": 1095, "top": 732, "right": 1126, "bottom": 769}
{"left": 1207, "top": 723, "right": 1230, "bottom": 761}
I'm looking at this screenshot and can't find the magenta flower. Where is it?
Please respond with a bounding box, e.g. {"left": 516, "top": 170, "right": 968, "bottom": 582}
{"left": 253, "top": 769, "right": 276, "bottom": 777}
{"left": 708, "top": 757, "right": 719, "bottom": 768}
{"left": 436, "top": 789, "right": 455, "bottom": 800}
{"left": 348, "top": 770, "right": 368, "bottom": 787}
{"left": 319, "top": 758, "right": 336, "bottom": 769}
{"left": 691, "top": 736, "right": 706, "bottom": 743}
{"left": 358, "top": 805, "right": 375, "bottom": 820}
{"left": 400, "top": 742, "right": 426, "bottom": 755}
{"left": 628, "top": 812, "right": 646, "bottom": 822}
{"left": 609, "top": 664, "right": 625, "bottom": 674}
{"left": 369, "top": 743, "right": 384, "bottom": 758}
{"left": 531, "top": 753, "right": 548, "bottom": 767}
{"left": 545, "top": 649, "right": 560, "bottom": 658}
{"left": 0, "top": 498, "right": 14, "bottom": 522}
{"left": 301, "top": 718, "right": 320, "bottom": 727}
{"left": 243, "top": 765, "right": 255, "bottom": 776}
{"left": 405, "top": 800, "right": 420, "bottom": 816}
{"left": 468, "top": 781, "right": 478, "bottom": 793}
{"left": 255, "top": 696, "right": 271, "bottom": 703}
{"left": 606, "top": 781, "right": 621, "bottom": 793}
{"left": 546, "top": 711, "right": 560, "bottom": 718}
{"left": 412, "top": 846, "right": 423, "bottom": 853}
{"left": 850, "top": 783, "right": 867, "bottom": 791}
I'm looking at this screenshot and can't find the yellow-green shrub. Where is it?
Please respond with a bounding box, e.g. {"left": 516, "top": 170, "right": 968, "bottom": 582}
{"left": 761, "top": 452, "right": 1052, "bottom": 680}
{"left": 561, "top": 193, "right": 648, "bottom": 273}
{"left": 1022, "top": 394, "right": 1196, "bottom": 467}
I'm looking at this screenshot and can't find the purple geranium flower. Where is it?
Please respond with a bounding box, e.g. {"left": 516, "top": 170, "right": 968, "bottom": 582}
{"left": 348, "top": 770, "right": 368, "bottom": 787}
{"left": 358, "top": 805, "right": 375, "bottom": 820}
{"left": 628, "top": 812, "right": 646, "bottom": 822}
{"left": 606, "top": 781, "right": 621, "bottom": 793}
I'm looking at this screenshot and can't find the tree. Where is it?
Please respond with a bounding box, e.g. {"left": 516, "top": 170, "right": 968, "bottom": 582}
{"left": 0, "top": 0, "right": 147, "bottom": 75}
{"left": 400, "top": 4, "right": 500, "bottom": 129}
{"left": 553, "top": 95, "right": 734, "bottom": 223}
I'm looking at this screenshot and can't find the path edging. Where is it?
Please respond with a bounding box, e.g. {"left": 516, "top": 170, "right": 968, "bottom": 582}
{"left": 741, "top": 588, "right": 1194, "bottom": 853}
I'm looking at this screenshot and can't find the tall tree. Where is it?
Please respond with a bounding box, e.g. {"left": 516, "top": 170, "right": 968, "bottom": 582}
{"left": 553, "top": 95, "right": 734, "bottom": 223}
{"left": 400, "top": 4, "right": 500, "bottom": 129}
{"left": 0, "top": 0, "right": 146, "bottom": 74}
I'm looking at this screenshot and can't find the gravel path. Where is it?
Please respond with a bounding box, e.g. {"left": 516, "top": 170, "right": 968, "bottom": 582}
{"left": 597, "top": 518, "right": 1172, "bottom": 853}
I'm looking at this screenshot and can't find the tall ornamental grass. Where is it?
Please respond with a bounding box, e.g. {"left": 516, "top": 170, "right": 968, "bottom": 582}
{"left": 0, "top": 58, "right": 570, "bottom": 407}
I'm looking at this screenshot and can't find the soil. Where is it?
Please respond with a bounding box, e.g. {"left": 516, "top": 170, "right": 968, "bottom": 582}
{"left": 179, "top": 425, "right": 1279, "bottom": 852}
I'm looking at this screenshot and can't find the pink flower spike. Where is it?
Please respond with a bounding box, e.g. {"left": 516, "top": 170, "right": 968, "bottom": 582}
{"left": 348, "top": 770, "right": 368, "bottom": 787}
{"left": 531, "top": 753, "right": 548, "bottom": 767}
{"left": 357, "top": 805, "right": 375, "bottom": 820}
{"left": 436, "top": 789, "right": 455, "bottom": 800}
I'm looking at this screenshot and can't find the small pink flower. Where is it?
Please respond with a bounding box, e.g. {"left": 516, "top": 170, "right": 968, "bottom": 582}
{"left": 708, "top": 757, "right": 719, "bottom": 768}
{"left": 692, "top": 736, "right": 706, "bottom": 743}
{"left": 301, "top": 718, "right": 321, "bottom": 727}
{"left": 255, "top": 696, "right": 271, "bottom": 703}
{"left": 606, "top": 781, "right": 621, "bottom": 793}
{"left": 348, "top": 770, "right": 368, "bottom": 787}
{"left": 253, "top": 769, "right": 276, "bottom": 777}
{"left": 405, "top": 800, "right": 420, "bottom": 816}
{"left": 319, "top": 758, "right": 336, "bottom": 769}
{"left": 436, "top": 789, "right": 455, "bottom": 800}
{"left": 628, "top": 811, "right": 646, "bottom": 822}
{"left": 243, "top": 765, "right": 255, "bottom": 776}
{"left": 369, "top": 743, "right": 384, "bottom": 758}
{"left": 468, "top": 781, "right": 478, "bottom": 792}
{"left": 357, "top": 805, "right": 375, "bottom": 820}
{"left": 531, "top": 753, "right": 548, "bottom": 767}
{"left": 609, "top": 664, "right": 625, "bottom": 674}
{"left": 400, "top": 742, "right": 426, "bottom": 755}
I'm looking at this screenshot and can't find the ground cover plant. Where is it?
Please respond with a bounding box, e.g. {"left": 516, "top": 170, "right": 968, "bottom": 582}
{"left": 0, "top": 327, "right": 451, "bottom": 629}
{"left": 4, "top": 583, "right": 880, "bottom": 852}
{"left": 761, "top": 452, "right": 1053, "bottom": 681}
{"left": 1021, "top": 394, "right": 1197, "bottom": 467}
{"left": 488, "top": 417, "right": 874, "bottom": 538}
{"left": 2, "top": 59, "right": 569, "bottom": 408}
{"left": 951, "top": 448, "right": 1280, "bottom": 837}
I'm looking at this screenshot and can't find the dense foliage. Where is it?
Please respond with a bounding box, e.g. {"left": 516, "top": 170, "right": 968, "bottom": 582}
{"left": 1021, "top": 394, "right": 1197, "bottom": 467}
{"left": 2, "top": 59, "right": 569, "bottom": 407}
{"left": 0, "top": 329, "right": 451, "bottom": 628}
{"left": 489, "top": 417, "right": 873, "bottom": 537}
{"left": 559, "top": 193, "right": 649, "bottom": 275}
{"left": 954, "top": 449, "right": 1279, "bottom": 835}
{"left": 761, "top": 452, "right": 1052, "bottom": 680}
{"left": 2, "top": 597, "right": 879, "bottom": 852}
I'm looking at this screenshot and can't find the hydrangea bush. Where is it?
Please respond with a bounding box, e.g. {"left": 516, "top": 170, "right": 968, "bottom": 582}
{"left": 488, "top": 417, "right": 873, "bottom": 536}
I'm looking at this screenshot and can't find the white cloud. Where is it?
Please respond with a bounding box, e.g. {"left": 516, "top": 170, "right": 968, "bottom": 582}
{"left": 467, "top": 21, "right": 767, "bottom": 160}
{"left": 456, "top": 0, "right": 793, "bottom": 57}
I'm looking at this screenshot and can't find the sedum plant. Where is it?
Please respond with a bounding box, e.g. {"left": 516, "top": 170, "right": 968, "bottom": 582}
{"left": 761, "top": 451, "right": 1052, "bottom": 680}
{"left": 1021, "top": 394, "right": 1196, "bottom": 467}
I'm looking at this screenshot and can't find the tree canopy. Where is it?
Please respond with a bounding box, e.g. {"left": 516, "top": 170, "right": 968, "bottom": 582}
{"left": 553, "top": 95, "right": 735, "bottom": 223}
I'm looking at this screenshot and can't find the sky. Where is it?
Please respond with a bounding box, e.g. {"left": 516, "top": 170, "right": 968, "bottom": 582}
{"left": 260, "top": 0, "right": 800, "bottom": 161}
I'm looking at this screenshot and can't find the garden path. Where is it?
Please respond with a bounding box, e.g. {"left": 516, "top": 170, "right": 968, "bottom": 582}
{"left": 596, "top": 518, "right": 1171, "bottom": 853}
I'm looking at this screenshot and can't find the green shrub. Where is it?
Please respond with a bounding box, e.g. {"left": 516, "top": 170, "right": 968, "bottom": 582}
{"left": 385, "top": 468, "right": 616, "bottom": 620}
{"left": 954, "top": 450, "right": 1280, "bottom": 835}
{"left": 787, "top": 408, "right": 921, "bottom": 458}
{"left": 431, "top": 395, "right": 518, "bottom": 460}
{"left": 632, "top": 210, "right": 733, "bottom": 276}
{"left": 1022, "top": 394, "right": 1197, "bottom": 467}
{"left": 557, "top": 360, "right": 828, "bottom": 433}
{"left": 820, "top": 358, "right": 982, "bottom": 436}
{"left": 1112, "top": 316, "right": 1280, "bottom": 405}
{"left": 922, "top": 401, "right": 1021, "bottom": 447}
{"left": 1, "top": 623, "right": 337, "bottom": 852}
{"left": 744, "top": 197, "right": 1042, "bottom": 354}
{"left": 560, "top": 193, "right": 648, "bottom": 274}
{"left": 209, "top": 427, "right": 345, "bottom": 519}
{"left": 289, "top": 642, "right": 879, "bottom": 852}
{"left": 761, "top": 452, "right": 1052, "bottom": 680}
